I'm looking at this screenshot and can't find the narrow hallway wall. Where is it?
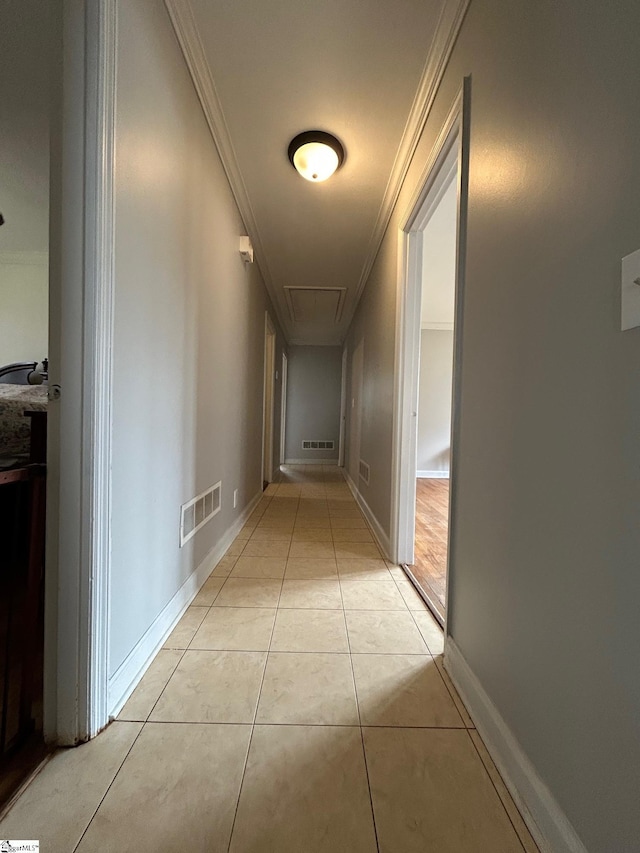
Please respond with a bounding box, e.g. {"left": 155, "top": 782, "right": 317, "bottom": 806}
{"left": 345, "top": 0, "right": 640, "bottom": 849}
{"left": 108, "top": 0, "right": 285, "bottom": 710}
{"left": 284, "top": 345, "right": 342, "bottom": 464}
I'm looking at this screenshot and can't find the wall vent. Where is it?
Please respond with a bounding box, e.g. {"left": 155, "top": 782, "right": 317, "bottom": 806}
{"left": 180, "top": 481, "right": 221, "bottom": 547}
{"left": 302, "top": 440, "right": 335, "bottom": 450}
{"left": 359, "top": 459, "right": 370, "bottom": 485}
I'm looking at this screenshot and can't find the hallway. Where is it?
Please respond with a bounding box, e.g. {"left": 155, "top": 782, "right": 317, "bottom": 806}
{"left": 1, "top": 466, "right": 537, "bottom": 852}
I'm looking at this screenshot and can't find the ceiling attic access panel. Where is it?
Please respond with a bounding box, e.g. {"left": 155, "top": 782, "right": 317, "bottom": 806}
{"left": 284, "top": 287, "right": 347, "bottom": 325}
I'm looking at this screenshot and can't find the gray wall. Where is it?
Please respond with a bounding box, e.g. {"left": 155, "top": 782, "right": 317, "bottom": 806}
{"left": 0, "top": 0, "right": 51, "bottom": 365}
{"left": 345, "top": 1, "right": 640, "bottom": 849}
{"left": 285, "top": 346, "right": 342, "bottom": 462}
{"left": 109, "top": 0, "right": 285, "bottom": 678}
{"left": 417, "top": 329, "right": 453, "bottom": 474}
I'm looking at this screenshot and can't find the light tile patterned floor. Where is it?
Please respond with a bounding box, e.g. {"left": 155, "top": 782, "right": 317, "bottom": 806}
{"left": 0, "top": 465, "right": 539, "bottom": 852}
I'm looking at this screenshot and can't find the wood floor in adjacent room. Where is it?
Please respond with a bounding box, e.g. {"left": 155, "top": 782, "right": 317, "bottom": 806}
{"left": 409, "top": 478, "right": 449, "bottom": 622}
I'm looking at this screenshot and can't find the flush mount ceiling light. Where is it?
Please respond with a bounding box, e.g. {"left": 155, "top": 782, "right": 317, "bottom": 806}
{"left": 288, "top": 131, "right": 345, "bottom": 183}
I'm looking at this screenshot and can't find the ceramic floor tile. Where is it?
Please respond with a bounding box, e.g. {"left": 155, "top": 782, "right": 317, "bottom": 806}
{"left": 345, "top": 610, "right": 428, "bottom": 654}
{"left": 225, "top": 539, "right": 246, "bottom": 556}
{"left": 76, "top": 723, "right": 251, "bottom": 853}
{"left": 332, "top": 528, "right": 374, "bottom": 543}
{"left": 250, "top": 527, "right": 293, "bottom": 541}
{"left": 334, "top": 543, "right": 382, "bottom": 560}
{"left": 209, "top": 555, "right": 238, "bottom": 576}
{"left": 192, "top": 575, "right": 225, "bottom": 606}
{"left": 214, "top": 577, "right": 282, "bottom": 608}
{"left": 363, "top": 727, "right": 522, "bottom": 852}
{"left": 190, "top": 607, "right": 276, "bottom": 651}
{"left": 337, "top": 559, "right": 393, "bottom": 581}
{"left": 278, "top": 579, "right": 343, "bottom": 609}
{"left": 340, "top": 580, "right": 408, "bottom": 610}
{"left": 256, "top": 652, "right": 359, "bottom": 725}
{"left": 0, "top": 721, "right": 142, "bottom": 853}
{"left": 118, "top": 650, "right": 183, "bottom": 721}
{"left": 288, "top": 541, "right": 336, "bottom": 559}
{"left": 295, "top": 515, "right": 332, "bottom": 528}
{"left": 285, "top": 558, "right": 338, "bottom": 579}
{"left": 235, "top": 525, "right": 254, "bottom": 540}
{"left": 292, "top": 528, "right": 334, "bottom": 542}
{"left": 162, "top": 606, "right": 208, "bottom": 649}
{"left": 394, "top": 579, "right": 429, "bottom": 611}
{"left": 469, "top": 731, "right": 541, "bottom": 852}
{"left": 230, "top": 555, "right": 287, "bottom": 579}
{"left": 351, "top": 654, "right": 464, "bottom": 727}
{"left": 435, "top": 655, "right": 475, "bottom": 728}
{"left": 270, "top": 609, "right": 349, "bottom": 652}
{"left": 257, "top": 516, "right": 296, "bottom": 529}
{"left": 240, "top": 540, "right": 291, "bottom": 558}
{"left": 330, "top": 516, "right": 367, "bottom": 527}
{"left": 412, "top": 609, "right": 445, "bottom": 654}
{"left": 150, "top": 650, "right": 266, "bottom": 723}
{"left": 229, "top": 725, "right": 377, "bottom": 853}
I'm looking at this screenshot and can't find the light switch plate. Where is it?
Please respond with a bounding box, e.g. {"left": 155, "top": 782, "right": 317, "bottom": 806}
{"left": 621, "top": 248, "right": 640, "bottom": 330}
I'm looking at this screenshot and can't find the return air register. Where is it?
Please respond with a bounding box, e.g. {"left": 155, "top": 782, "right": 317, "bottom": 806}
{"left": 302, "top": 440, "right": 335, "bottom": 450}
{"left": 180, "top": 482, "right": 221, "bottom": 547}
{"left": 359, "top": 460, "right": 370, "bottom": 485}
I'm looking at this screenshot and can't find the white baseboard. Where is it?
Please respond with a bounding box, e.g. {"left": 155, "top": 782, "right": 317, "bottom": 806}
{"left": 107, "top": 489, "right": 263, "bottom": 717}
{"left": 417, "top": 469, "right": 449, "bottom": 478}
{"left": 344, "top": 472, "right": 392, "bottom": 561}
{"left": 444, "top": 638, "right": 588, "bottom": 853}
{"left": 284, "top": 458, "right": 339, "bottom": 465}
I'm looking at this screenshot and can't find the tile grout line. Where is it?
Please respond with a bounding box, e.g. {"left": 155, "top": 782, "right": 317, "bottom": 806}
{"left": 71, "top": 721, "right": 147, "bottom": 853}
{"left": 338, "top": 481, "right": 382, "bottom": 853}
{"left": 224, "top": 493, "right": 292, "bottom": 852}
{"left": 465, "top": 728, "right": 533, "bottom": 853}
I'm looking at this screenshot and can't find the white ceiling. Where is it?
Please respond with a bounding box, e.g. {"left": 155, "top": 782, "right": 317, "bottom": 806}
{"left": 168, "top": 0, "right": 467, "bottom": 345}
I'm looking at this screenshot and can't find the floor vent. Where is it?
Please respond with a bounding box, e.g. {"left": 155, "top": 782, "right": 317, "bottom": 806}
{"left": 302, "top": 440, "right": 335, "bottom": 450}
{"left": 359, "top": 459, "right": 370, "bottom": 485}
{"left": 180, "top": 481, "right": 221, "bottom": 546}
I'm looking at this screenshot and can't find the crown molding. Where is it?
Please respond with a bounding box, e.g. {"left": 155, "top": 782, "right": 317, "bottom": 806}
{"left": 164, "top": 0, "right": 291, "bottom": 339}
{"left": 347, "top": 0, "right": 471, "bottom": 325}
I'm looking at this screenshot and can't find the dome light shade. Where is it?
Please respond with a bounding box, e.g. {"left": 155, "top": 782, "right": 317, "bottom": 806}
{"left": 288, "top": 131, "right": 345, "bottom": 182}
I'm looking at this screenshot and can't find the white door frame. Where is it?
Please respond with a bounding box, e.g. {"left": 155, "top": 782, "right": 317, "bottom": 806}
{"left": 391, "top": 79, "right": 471, "bottom": 624}
{"left": 261, "top": 312, "right": 277, "bottom": 485}
{"left": 279, "top": 351, "right": 288, "bottom": 465}
{"left": 45, "top": 0, "right": 117, "bottom": 744}
{"left": 338, "top": 345, "right": 348, "bottom": 467}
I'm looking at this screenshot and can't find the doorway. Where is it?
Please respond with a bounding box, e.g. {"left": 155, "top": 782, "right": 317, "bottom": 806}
{"left": 338, "top": 346, "right": 347, "bottom": 468}
{"left": 262, "top": 312, "right": 277, "bottom": 487}
{"left": 279, "top": 351, "right": 288, "bottom": 466}
{"left": 392, "top": 81, "right": 470, "bottom": 627}
{"left": 348, "top": 339, "right": 364, "bottom": 483}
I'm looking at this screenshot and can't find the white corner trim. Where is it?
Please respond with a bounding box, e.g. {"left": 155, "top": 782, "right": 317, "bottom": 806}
{"left": 79, "top": 0, "right": 118, "bottom": 740}
{"left": 348, "top": 0, "right": 470, "bottom": 319}
{"left": 0, "top": 251, "right": 49, "bottom": 266}
{"left": 284, "top": 458, "right": 339, "bottom": 465}
{"left": 344, "top": 471, "right": 392, "bottom": 560}
{"left": 108, "top": 489, "right": 263, "bottom": 717}
{"left": 163, "top": 0, "right": 289, "bottom": 339}
{"left": 444, "top": 638, "right": 589, "bottom": 853}
{"left": 421, "top": 321, "right": 455, "bottom": 331}
{"left": 416, "top": 469, "right": 450, "bottom": 478}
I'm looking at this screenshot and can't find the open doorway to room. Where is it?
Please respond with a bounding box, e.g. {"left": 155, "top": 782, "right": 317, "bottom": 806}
{"left": 393, "top": 83, "right": 469, "bottom": 627}
{"left": 262, "top": 312, "right": 277, "bottom": 488}
{"left": 410, "top": 160, "right": 457, "bottom": 622}
{"left": 0, "top": 0, "right": 53, "bottom": 807}
{"left": 279, "top": 351, "right": 288, "bottom": 467}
